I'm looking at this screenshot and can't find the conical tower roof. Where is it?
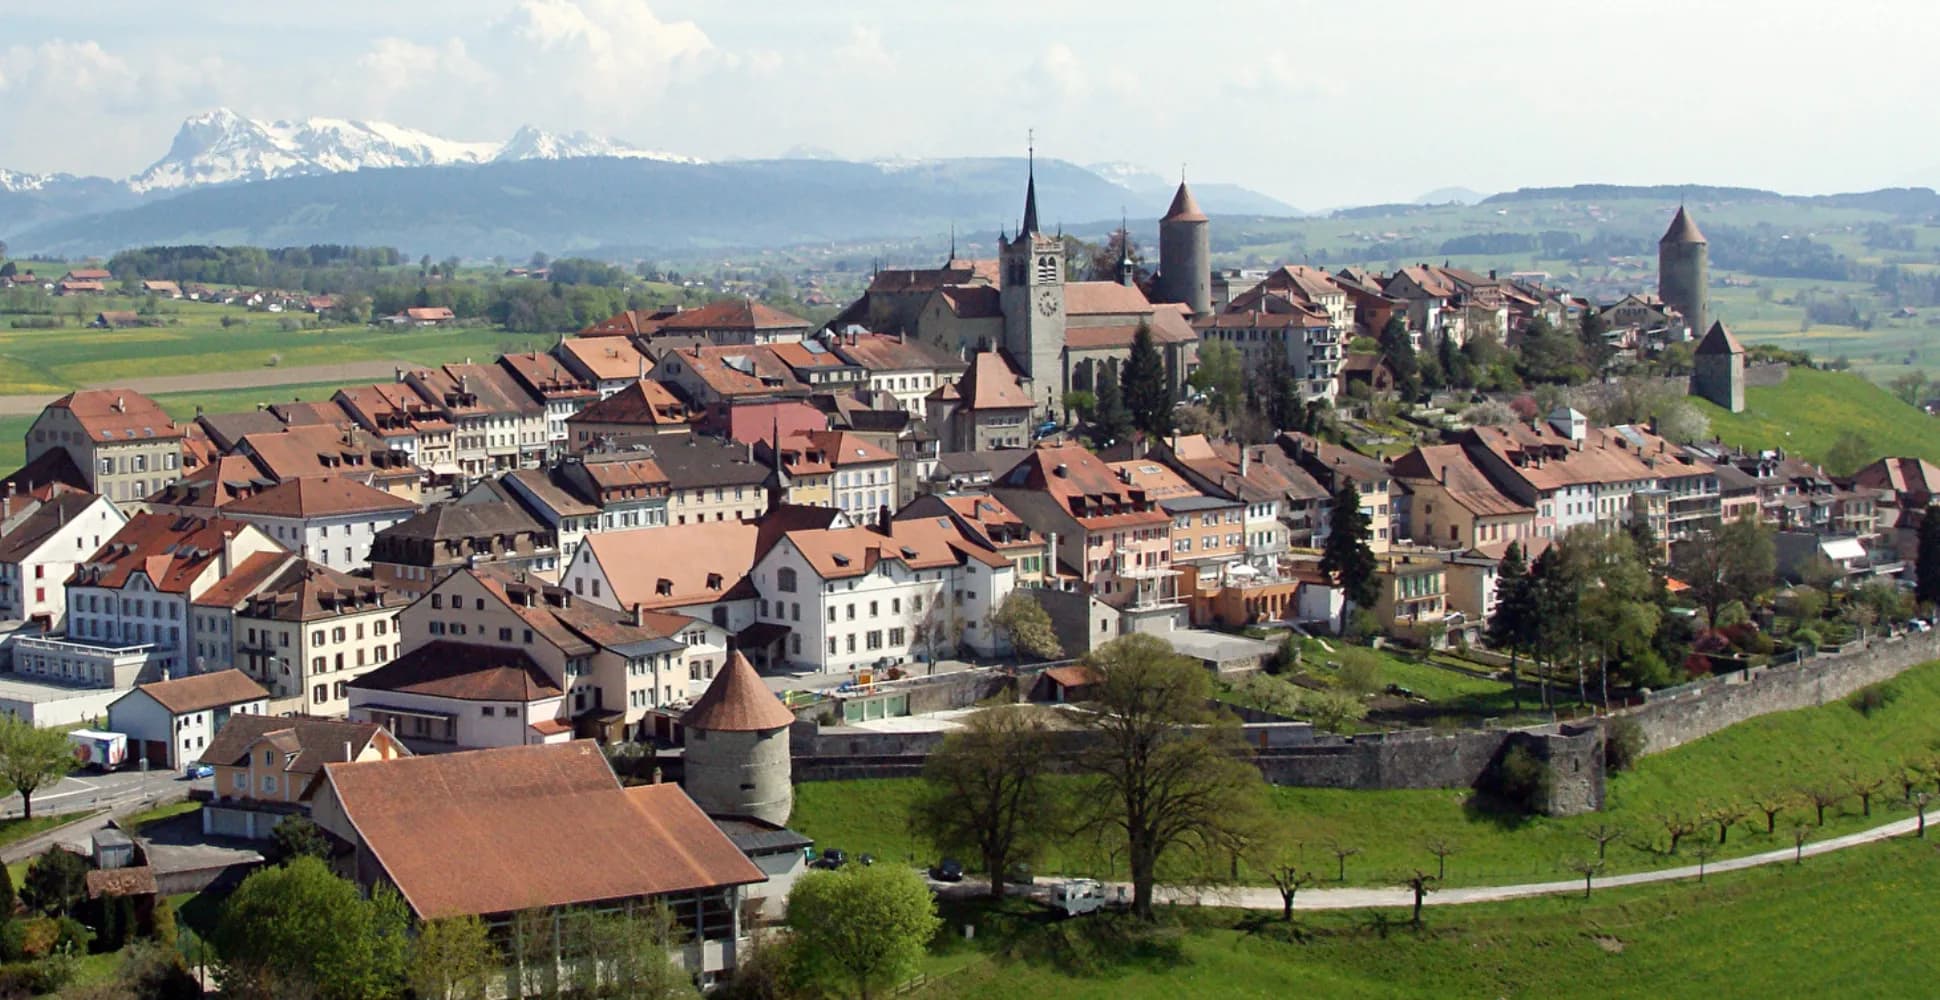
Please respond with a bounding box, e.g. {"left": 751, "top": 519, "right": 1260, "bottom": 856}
{"left": 1694, "top": 320, "right": 1744, "bottom": 356}
{"left": 1660, "top": 205, "right": 1706, "bottom": 245}
{"left": 1163, "top": 180, "right": 1207, "bottom": 223}
{"left": 682, "top": 651, "right": 796, "bottom": 732}
{"left": 1021, "top": 148, "right": 1041, "bottom": 236}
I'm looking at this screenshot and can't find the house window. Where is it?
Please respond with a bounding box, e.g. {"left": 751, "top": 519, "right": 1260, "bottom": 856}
{"left": 777, "top": 568, "right": 797, "bottom": 592}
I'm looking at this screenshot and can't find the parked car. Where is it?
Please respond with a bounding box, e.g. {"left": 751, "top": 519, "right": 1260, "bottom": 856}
{"left": 858, "top": 853, "right": 876, "bottom": 867}
{"left": 929, "top": 857, "right": 964, "bottom": 882}
{"left": 1005, "top": 861, "right": 1035, "bottom": 886}
{"left": 182, "top": 763, "right": 213, "bottom": 780}
{"left": 812, "top": 848, "right": 848, "bottom": 870}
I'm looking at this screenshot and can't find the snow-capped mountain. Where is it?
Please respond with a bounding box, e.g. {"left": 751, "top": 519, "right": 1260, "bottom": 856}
{"left": 121, "top": 110, "right": 697, "bottom": 194}
{"left": 0, "top": 168, "right": 64, "bottom": 194}
{"left": 1087, "top": 160, "right": 1171, "bottom": 193}
{"left": 494, "top": 125, "right": 698, "bottom": 164}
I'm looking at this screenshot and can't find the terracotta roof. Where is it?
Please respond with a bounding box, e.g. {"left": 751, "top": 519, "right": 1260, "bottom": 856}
{"left": 938, "top": 286, "right": 1002, "bottom": 319}
{"left": 645, "top": 436, "right": 773, "bottom": 490}
{"left": 145, "top": 455, "right": 271, "bottom": 511}
{"left": 500, "top": 352, "right": 596, "bottom": 400}
{"left": 333, "top": 383, "right": 453, "bottom": 437}
{"left": 657, "top": 298, "right": 810, "bottom": 334}
{"left": 1106, "top": 460, "right": 1206, "bottom": 503}
{"left": 566, "top": 380, "right": 688, "bottom": 428}
{"left": 404, "top": 307, "right": 454, "bottom": 322}
{"left": 324, "top": 743, "right": 764, "bottom": 919}
{"left": 997, "top": 444, "right": 1170, "bottom": 527}
{"left": 468, "top": 566, "right": 691, "bottom": 659}
{"left": 830, "top": 333, "right": 965, "bottom": 374}
{"left": 223, "top": 477, "right": 418, "bottom": 519}
{"left": 189, "top": 550, "right": 294, "bottom": 609}
{"left": 43, "top": 389, "right": 182, "bottom": 442}
{"left": 1063, "top": 281, "right": 1154, "bottom": 317}
{"left": 85, "top": 867, "right": 157, "bottom": 900}
{"left": 233, "top": 558, "right": 407, "bottom": 621}
{"left": 783, "top": 430, "right": 895, "bottom": 469}
{"left": 1694, "top": 321, "right": 1744, "bottom": 356}
{"left": 555, "top": 337, "right": 654, "bottom": 382}
{"left": 783, "top": 512, "right": 1007, "bottom": 580}
{"left": 271, "top": 400, "right": 356, "bottom": 428}
{"left": 580, "top": 308, "right": 681, "bottom": 338}
{"left": 956, "top": 351, "right": 1033, "bottom": 410}
{"left": 1855, "top": 457, "right": 1940, "bottom": 498}
{"left": 1162, "top": 181, "right": 1207, "bottom": 223}
{"left": 199, "top": 713, "right": 393, "bottom": 774}
{"left": 866, "top": 260, "right": 998, "bottom": 294}
{"left": 1042, "top": 664, "right": 1101, "bottom": 688}
{"left": 681, "top": 651, "right": 794, "bottom": 731}
{"left": 1660, "top": 205, "right": 1707, "bottom": 245}
{"left": 238, "top": 424, "right": 419, "bottom": 484}
{"left": 72, "top": 513, "right": 270, "bottom": 593}
{"left": 349, "top": 641, "right": 562, "bottom": 702}
{"left": 132, "top": 669, "right": 269, "bottom": 715}
{"left": 580, "top": 520, "right": 761, "bottom": 611}
{"left": 1392, "top": 445, "right": 1532, "bottom": 517}
{"left": 1460, "top": 424, "right": 1659, "bottom": 493}
{"left": 658, "top": 345, "right": 809, "bottom": 398}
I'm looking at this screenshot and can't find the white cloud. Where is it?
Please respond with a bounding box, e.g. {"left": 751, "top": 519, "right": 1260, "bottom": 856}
{"left": 495, "top": 0, "right": 716, "bottom": 99}
{"left": 834, "top": 25, "right": 894, "bottom": 73}
{"left": 0, "top": 40, "right": 140, "bottom": 102}
{"left": 1028, "top": 43, "right": 1088, "bottom": 104}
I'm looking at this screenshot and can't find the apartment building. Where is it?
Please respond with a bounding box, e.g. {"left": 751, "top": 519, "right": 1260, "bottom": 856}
{"left": 26, "top": 390, "right": 185, "bottom": 503}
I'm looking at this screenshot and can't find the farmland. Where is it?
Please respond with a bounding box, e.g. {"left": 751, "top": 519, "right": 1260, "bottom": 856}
{"left": 1691, "top": 366, "right": 1940, "bottom": 468}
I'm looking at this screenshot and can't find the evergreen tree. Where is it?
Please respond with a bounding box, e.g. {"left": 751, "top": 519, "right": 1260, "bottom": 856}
{"left": 1437, "top": 330, "right": 1463, "bottom": 388}
{"left": 1918, "top": 506, "right": 1940, "bottom": 611}
{"left": 1487, "top": 542, "right": 1536, "bottom": 712}
{"left": 1320, "top": 484, "right": 1379, "bottom": 619}
{"left": 1254, "top": 352, "right": 1302, "bottom": 431}
{"left": 1579, "top": 307, "right": 1614, "bottom": 373}
{"left": 1090, "top": 365, "right": 1133, "bottom": 447}
{"left": 1378, "top": 316, "right": 1422, "bottom": 399}
{"left": 1122, "top": 322, "right": 1174, "bottom": 437}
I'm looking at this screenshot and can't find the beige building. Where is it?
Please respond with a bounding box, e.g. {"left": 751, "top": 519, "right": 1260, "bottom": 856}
{"left": 231, "top": 561, "right": 409, "bottom": 716}
{"left": 198, "top": 715, "right": 410, "bottom": 839}
{"left": 26, "top": 389, "right": 184, "bottom": 503}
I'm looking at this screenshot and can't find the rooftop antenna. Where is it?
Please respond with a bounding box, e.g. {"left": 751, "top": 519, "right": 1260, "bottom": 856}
{"left": 949, "top": 223, "right": 956, "bottom": 261}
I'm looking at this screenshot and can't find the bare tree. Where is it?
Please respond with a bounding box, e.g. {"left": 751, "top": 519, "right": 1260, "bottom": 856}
{"left": 1847, "top": 773, "right": 1886, "bottom": 818}
{"left": 1658, "top": 813, "right": 1698, "bottom": 854}
{"left": 1915, "top": 791, "right": 1933, "bottom": 839}
{"left": 1582, "top": 823, "right": 1625, "bottom": 860}
{"left": 1423, "top": 837, "right": 1460, "bottom": 882}
{"left": 1324, "top": 838, "right": 1362, "bottom": 883}
{"left": 1706, "top": 802, "right": 1748, "bottom": 845}
{"left": 1402, "top": 869, "right": 1438, "bottom": 926}
{"left": 1265, "top": 861, "right": 1317, "bottom": 921}
{"left": 1565, "top": 858, "right": 1604, "bottom": 898}
{"left": 1801, "top": 785, "right": 1846, "bottom": 826}
{"left": 1752, "top": 792, "right": 1791, "bottom": 835}
{"left": 1689, "top": 842, "right": 1716, "bottom": 883}
{"left": 1791, "top": 824, "right": 1812, "bottom": 864}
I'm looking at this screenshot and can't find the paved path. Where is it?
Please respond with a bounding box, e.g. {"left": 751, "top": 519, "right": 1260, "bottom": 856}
{"left": 0, "top": 360, "right": 415, "bottom": 414}
{"left": 1145, "top": 810, "right": 1930, "bottom": 911}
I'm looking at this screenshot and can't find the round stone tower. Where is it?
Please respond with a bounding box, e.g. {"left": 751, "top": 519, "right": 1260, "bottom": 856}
{"left": 1657, "top": 205, "right": 1708, "bottom": 338}
{"left": 681, "top": 650, "right": 795, "bottom": 825}
{"left": 1157, "top": 179, "right": 1212, "bottom": 319}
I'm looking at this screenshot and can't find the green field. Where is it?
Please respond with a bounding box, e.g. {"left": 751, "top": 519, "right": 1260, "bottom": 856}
{"left": 914, "top": 836, "right": 1940, "bottom": 998}
{"left": 793, "top": 657, "right": 1940, "bottom": 888}
{"left": 1691, "top": 365, "right": 1940, "bottom": 468}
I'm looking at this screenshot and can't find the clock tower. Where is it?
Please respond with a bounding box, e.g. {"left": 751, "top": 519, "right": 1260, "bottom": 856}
{"left": 999, "top": 146, "right": 1066, "bottom": 414}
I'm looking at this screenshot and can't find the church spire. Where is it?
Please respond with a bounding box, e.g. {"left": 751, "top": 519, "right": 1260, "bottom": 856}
{"left": 1021, "top": 134, "right": 1040, "bottom": 236}
{"left": 762, "top": 413, "right": 790, "bottom": 509}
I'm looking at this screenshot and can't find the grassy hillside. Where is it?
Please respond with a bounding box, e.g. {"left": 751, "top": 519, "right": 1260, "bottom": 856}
{"left": 793, "top": 657, "right": 1940, "bottom": 888}
{"left": 916, "top": 837, "right": 1940, "bottom": 998}
{"left": 1691, "top": 365, "right": 1940, "bottom": 468}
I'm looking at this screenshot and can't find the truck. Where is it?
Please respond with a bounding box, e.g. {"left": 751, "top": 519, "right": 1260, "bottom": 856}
{"left": 66, "top": 730, "right": 127, "bottom": 772}
{"left": 1048, "top": 878, "right": 1110, "bottom": 917}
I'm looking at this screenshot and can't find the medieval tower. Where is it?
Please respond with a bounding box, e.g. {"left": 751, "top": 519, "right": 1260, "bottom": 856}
{"left": 1658, "top": 205, "right": 1708, "bottom": 339}
{"left": 1157, "top": 179, "right": 1212, "bottom": 318}
{"left": 681, "top": 650, "right": 795, "bottom": 825}
{"left": 1691, "top": 320, "right": 1746, "bottom": 413}
{"left": 998, "top": 151, "right": 1066, "bottom": 414}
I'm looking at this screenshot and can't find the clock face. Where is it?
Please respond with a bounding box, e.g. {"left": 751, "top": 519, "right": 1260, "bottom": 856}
{"left": 1036, "top": 289, "right": 1059, "bottom": 317}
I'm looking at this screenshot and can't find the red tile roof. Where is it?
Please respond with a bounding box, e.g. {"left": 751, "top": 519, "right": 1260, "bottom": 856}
{"left": 132, "top": 669, "right": 270, "bottom": 715}
{"left": 555, "top": 337, "right": 654, "bottom": 382}
{"left": 956, "top": 351, "right": 1032, "bottom": 410}
{"left": 656, "top": 298, "right": 810, "bottom": 334}
{"left": 44, "top": 389, "right": 182, "bottom": 442}
{"left": 681, "top": 651, "right": 794, "bottom": 732}
{"left": 581, "top": 520, "right": 762, "bottom": 611}
{"left": 321, "top": 742, "right": 764, "bottom": 919}
{"left": 1162, "top": 181, "right": 1207, "bottom": 223}
{"left": 73, "top": 513, "right": 269, "bottom": 593}
{"left": 567, "top": 379, "right": 689, "bottom": 428}
{"left": 349, "top": 640, "right": 562, "bottom": 702}
{"left": 223, "top": 477, "right": 418, "bottom": 519}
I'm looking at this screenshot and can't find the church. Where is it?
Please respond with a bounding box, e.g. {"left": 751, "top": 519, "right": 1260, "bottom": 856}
{"left": 832, "top": 157, "right": 1208, "bottom": 417}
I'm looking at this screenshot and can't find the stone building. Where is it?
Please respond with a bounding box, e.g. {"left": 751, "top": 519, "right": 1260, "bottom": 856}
{"left": 1658, "top": 205, "right": 1709, "bottom": 339}
{"left": 25, "top": 390, "right": 185, "bottom": 504}
{"left": 1691, "top": 320, "right": 1746, "bottom": 413}
{"left": 1154, "top": 179, "right": 1212, "bottom": 318}
{"left": 681, "top": 650, "right": 795, "bottom": 825}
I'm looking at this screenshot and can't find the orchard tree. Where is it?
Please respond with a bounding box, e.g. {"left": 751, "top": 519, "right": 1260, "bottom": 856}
{"left": 1074, "top": 634, "right": 1269, "bottom": 918}
{"left": 786, "top": 865, "right": 940, "bottom": 1000}
{"left": 0, "top": 715, "right": 75, "bottom": 819}
{"left": 910, "top": 706, "right": 1057, "bottom": 898}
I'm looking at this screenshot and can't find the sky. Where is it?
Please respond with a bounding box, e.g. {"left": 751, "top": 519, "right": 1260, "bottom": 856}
{"left": 3, "top": 0, "right": 1938, "bottom": 207}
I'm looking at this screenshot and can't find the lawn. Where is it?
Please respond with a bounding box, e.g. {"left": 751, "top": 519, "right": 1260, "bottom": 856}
{"left": 0, "top": 811, "right": 93, "bottom": 850}
{"left": 118, "top": 800, "right": 199, "bottom": 835}
{"left": 1692, "top": 365, "right": 1940, "bottom": 468}
{"left": 792, "top": 656, "right": 1940, "bottom": 888}
{"left": 913, "top": 836, "right": 1940, "bottom": 998}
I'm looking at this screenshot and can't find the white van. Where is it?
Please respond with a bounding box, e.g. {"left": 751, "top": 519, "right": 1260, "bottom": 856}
{"left": 1048, "top": 878, "right": 1109, "bottom": 917}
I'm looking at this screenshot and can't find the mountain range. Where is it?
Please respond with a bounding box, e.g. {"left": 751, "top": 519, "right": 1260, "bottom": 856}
{"left": 0, "top": 110, "right": 1300, "bottom": 258}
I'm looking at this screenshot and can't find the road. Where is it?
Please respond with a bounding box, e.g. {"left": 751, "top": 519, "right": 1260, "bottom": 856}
{"left": 0, "top": 360, "right": 419, "bottom": 415}
{"left": 0, "top": 768, "right": 208, "bottom": 864}
{"left": 758, "top": 656, "right": 984, "bottom": 696}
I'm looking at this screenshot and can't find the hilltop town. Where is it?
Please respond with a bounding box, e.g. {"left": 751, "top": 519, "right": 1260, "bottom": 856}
{"left": 0, "top": 161, "right": 1934, "bottom": 998}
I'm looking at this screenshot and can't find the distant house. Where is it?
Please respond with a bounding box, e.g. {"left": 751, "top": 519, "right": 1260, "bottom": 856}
{"left": 198, "top": 714, "right": 410, "bottom": 839}
{"left": 390, "top": 307, "right": 455, "bottom": 327}
{"left": 57, "top": 280, "right": 105, "bottom": 296}
{"left": 106, "top": 670, "right": 272, "bottom": 770}
{"left": 91, "top": 311, "right": 142, "bottom": 330}
{"left": 140, "top": 281, "right": 182, "bottom": 299}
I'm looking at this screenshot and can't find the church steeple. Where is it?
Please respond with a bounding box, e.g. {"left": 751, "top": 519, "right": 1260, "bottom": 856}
{"left": 1021, "top": 139, "right": 1040, "bottom": 236}
{"left": 762, "top": 414, "right": 790, "bottom": 509}
{"left": 1117, "top": 210, "right": 1136, "bottom": 287}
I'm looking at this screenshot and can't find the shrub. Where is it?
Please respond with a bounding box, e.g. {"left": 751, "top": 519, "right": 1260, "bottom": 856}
{"left": 1344, "top": 608, "right": 1382, "bottom": 644}
{"left": 0, "top": 957, "right": 72, "bottom": 996}
{"left": 1485, "top": 745, "right": 1554, "bottom": 814}
{"left": 1849, "top": 682, "right": 1899, "bottom": 718}
{"left": 1792, "top": 627, "right": 1823, "bottom": 650}
{"left": 1603, "top": 717, "right": 1646, "bottom": 773}
{"left": 1333, "top": 648, "right": 1382, "bottom": 696}
{"left": 1715, "top": 601, "right": 1751, "bottom": 628}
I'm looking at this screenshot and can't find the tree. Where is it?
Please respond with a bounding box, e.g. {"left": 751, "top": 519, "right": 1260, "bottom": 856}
{"left": 1377, "top": 317, "right": 1421, "bottom": 399}
{"left": 1800, "top": 785, "right": 1845, "bottom": 826}
{"left": 1252, "top": 352, "right": 1303, "bottom": 432}
{"left": 1751, "top": 793, "right": 1790, "bottom": 834}
{"left": 1320, "top": 484, "right": 1378, "bottom": 619}
{"left": 0, "top": 715, "right": 75, "bottom": 819}
{"left": 1302, "top": 688, "right": 1368, "bottom": 734}
{"left": 22, "top": 848, "right": 88, "bottom": 916}
{"left": 1555, "top": 527, "right": 1659, "bottom": 709}
{"left": 1263, "top": 857, "right": 1316, "bottom": 921}
{"left": 1188, "top": 341, "right": 1244, "bottom": 422}
{"left": 1323, "top": 838, "right": 1361, "bottom": 882}
{"left": 1073, "top": 634, "right": 1269, "bottom": 918}
{"left": 1089, "top": 364, "right": 1133, "bottom": 447}
{"left": 1823, "top": 430, "right": 1874, "bottom": 477}
{"left": 1084, "top": 227, "right": 1141, "bottom": 283}
{"left": 1658, "top": 813, "right": 1697, "bottom": 854}
{"left": 561, "top": 906, "right": 694, "bottom": 999}
{"left": 1673, "top": 512, "right": 1776, "bottom": 628}
{"left": 1891, "top": 370, "right": 1930, "bottom": 407}
{"left": 1848, "top": 773, "right": 1886, "bottom": 817}
{"left": 1582, "top": 824, "right": 1624, "bottom": 860}
{"left": 1565, "top": 858, "right": 1603, "bottom": 898}
{"left": 1487, "top": 542, "right": 1538, "bottom": 711}
{"left": 1402, "top": 869, "right": 1437, "bottom": 926}
{"left": 1917, "top": 507, "right": 1940, "bottom": 612}
{"left": 214, "top": 856, "right": 410, "bottom": 1000}
{"left": 0, "top": 850, "right": 14, "bottom": 914}
{"left": 1423, "top": 837, "right": 1459, "bottom": 881}
{"left": 909, "top": 706, "right": 1056, "bottom": 899}
{"left": 1122, "top": 322, "right": 1174, "bottom": 437}
{"left": 268, "top": 816, "right": 331, "bottom": 865}
{"left": 1706, "top": 802, "right": 1748, "bottom": 844}
{"left": 988, "top": 592, "right": 1063, "bottom": 662}
{"left": 410, "top": 916, "right": 499, "bottom": 1000}
{"left": 0, "top": 261, "right": 15, "bottom": 279}
{"left": 786, "top": 865, "right": 940, "bottom": 1000}
{"left": 1578, "top": 307, "right": 1613, "bottom": 373}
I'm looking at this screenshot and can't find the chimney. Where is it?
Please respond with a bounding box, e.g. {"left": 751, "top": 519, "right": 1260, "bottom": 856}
{"left": 1439, "top": 465, "right": 1447, "bottom": 486}
{"left": 877, "top": 504, "right": 892, "bottom": 535}
{"left": 115, "top": 395, "right": 125, "bottom": 413}
{"left": 633, "top": 603, "right": 646, "bottom": 627}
